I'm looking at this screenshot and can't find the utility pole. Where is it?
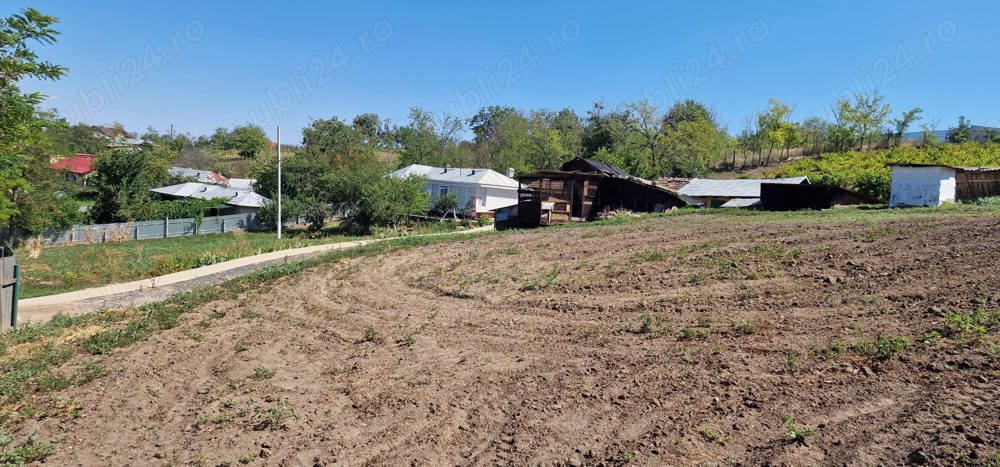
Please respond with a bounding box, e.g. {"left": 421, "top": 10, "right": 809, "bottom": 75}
{"left": 276, "top": 126, "right": 282, "bottom": 240}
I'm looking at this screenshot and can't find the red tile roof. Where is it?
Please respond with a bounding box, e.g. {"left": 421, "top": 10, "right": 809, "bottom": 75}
{"left": 51, "top": 154, "right": 97, "bottom": 175}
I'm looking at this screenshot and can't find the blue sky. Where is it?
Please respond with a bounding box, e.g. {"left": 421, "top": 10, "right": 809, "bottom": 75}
{"left": 13, "top": 1, "right": 1000, "bottom": 142}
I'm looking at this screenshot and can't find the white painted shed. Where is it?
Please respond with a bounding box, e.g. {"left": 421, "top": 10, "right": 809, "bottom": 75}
{"left": 888, "top": 164, "right": 957, "bottom": 207}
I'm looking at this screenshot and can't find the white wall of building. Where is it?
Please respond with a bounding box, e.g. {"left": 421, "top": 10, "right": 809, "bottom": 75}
{"left": 427, "top": 182, "right": 518, "bottom": 213}
{"left": 889, "top": 166, "right": 957, "bottom": 207}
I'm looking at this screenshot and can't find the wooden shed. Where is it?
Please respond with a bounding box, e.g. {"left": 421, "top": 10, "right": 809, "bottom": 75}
{"left": 760, "top": 183, "right": 877, "bottom": 211}
{"left": 512, "top": 158, "right": 687, "bottom": 228}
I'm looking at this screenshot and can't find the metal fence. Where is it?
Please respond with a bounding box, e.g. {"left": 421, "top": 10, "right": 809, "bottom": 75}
{"left": 1, "top": 246, "right": 18, "bottom": 332}
{"left": 36, "top": 212, "right": 266, "bottom": 246}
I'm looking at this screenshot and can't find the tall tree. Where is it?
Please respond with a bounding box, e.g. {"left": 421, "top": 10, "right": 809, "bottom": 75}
{"left": 90, "top": 147, "right": 171, "bottom": 222}
{"left": 0, "top": 8, "right": 79, "bottom": 243}
{"left": 224, "top": 124, "right": 269, "bottom": 159}
{"left": 837, "top": 91, "right": 891, "bottom": 150}
{"left": 889, "top": 107, "right": 923, "bottom": 147}
{"left": 661, "top": 100, "right": 726, "bottom": 177}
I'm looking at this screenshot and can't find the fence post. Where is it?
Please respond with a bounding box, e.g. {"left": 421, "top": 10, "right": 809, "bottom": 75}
{"left": 221, "top": 217, "right": 226, "bottom": 233}
{"left": 134, "top": 225, "right": 138, "bottom": 240}
{"left": 164, "top": 217, "right": 169, "bottom": 239}
{"left": 10, "top": 264, "right": 18, "bottom": 329}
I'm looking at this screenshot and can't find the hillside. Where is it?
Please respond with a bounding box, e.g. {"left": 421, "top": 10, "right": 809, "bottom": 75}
{"left": 2, "top": 209, "right": 999, "bottom": 465}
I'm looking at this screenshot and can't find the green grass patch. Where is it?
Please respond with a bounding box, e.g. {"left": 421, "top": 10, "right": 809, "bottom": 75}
{"left": 18, "top": 231, "right": 361, "bottom": 299}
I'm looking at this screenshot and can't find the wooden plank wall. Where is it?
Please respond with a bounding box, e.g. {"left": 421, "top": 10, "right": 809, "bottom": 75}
{"left": 956, "top": 171, "right": 1000, "bottom": 200}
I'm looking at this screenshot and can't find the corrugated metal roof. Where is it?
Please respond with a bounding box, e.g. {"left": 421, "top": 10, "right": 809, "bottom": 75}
{"left": 390, "top": 164, "right": 520, "bottom": 189}
{"left": 50, "top": 154, "right": 97, "bottom": 174}
{"left": 150, "top": 182, "right": 269, "bottom": 208}
{"left": 720, "top": 198, "right": 761, "bottom": 208}
{"left": 678, "top": 177, "right": 809, "bottom": 198}
{"left": 226, "top": 178, "right": 256, "bottom": 189}
{"left": 888, "top": 163, "right": 1000, "bottom": 173}
{"left": 169, "top": 166, "right": 229, "bottom": 185}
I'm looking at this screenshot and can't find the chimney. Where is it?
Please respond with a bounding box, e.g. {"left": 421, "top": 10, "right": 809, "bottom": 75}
{"left": 506, "top": 168, "right": 515, "bottom": 178}
{"left": 444, "top": 164, "right": 450, "bottom": 173}
{"left": 470, "top": 169, "right": 476, "bottom": 175}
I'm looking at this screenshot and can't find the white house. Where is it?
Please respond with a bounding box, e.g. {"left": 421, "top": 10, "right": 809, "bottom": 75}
{"left": 888, "top": 164, "right": 957, "bottom": 207}
{"left": 390, "top": 164, "right": 520, "bottom": 215}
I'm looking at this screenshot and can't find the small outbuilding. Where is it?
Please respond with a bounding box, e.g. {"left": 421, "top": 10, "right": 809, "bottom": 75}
{"left": 888, "top": 163, "right": 1000, "bottom": 207}
{"left": 759, "top": 183, "right": 877, "bottom": 211}
{"left": 511, "top": 158, "right": 687, "bottom": 228}
{"left": 677, "top": 176, "right": 809, "bottom": 208}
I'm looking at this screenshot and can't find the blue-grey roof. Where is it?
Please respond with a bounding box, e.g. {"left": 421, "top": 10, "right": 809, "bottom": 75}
{"left": 390, "top": 164, "right": 520, "bottom": 189}
{"left": 678, "top": 177, "right": 809, "bottom": 198}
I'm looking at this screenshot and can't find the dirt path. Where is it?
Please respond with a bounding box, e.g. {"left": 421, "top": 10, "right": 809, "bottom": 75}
{"left": 15, "top": 214, "right": 1000, "bottom": 465}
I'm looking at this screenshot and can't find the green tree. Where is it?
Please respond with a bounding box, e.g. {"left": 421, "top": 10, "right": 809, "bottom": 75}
{"left": 0, "top": 8, "right": 79, "bottom": 243}
{"left": 661, "top": 100, "right": 727, "bottom": 177}
{"left": 90, "top": 147, "right": 170, "bottom": 222}
{"left": 352, "top": 174, "right": 429, "bottom": 229}
{"left": 837, "top": 91, "right": 891, "bottom": 150}
{"left": 224, "top": 124, "right": 269, "bottom": 159}
{"left": 888, "top": 107, "right": 922, "bottom": 147}
{"left": 396, "top": 107, "right": 464, "bottom": 168}
{"left": 947, "top": 116, "right": 972, "bottom": 144}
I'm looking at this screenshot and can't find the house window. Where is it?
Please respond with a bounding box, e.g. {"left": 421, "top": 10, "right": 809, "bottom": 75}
{"left": 439, "top": 186, "right": 449, "bottom": 196}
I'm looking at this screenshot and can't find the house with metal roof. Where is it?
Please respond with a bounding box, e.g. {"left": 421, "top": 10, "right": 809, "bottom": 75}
{"left": 50, "top": 154, "right": 98, "bottom": 185}
{"left": 888, "top": 163, "right": 1000, "bottom": 207}
{"left": 390, "top": 164, "right": 521, "bottom": 215}
{"left": 169, "top": 167, "right": 229, "bottom": 185}
{"left": 150, "top": 182, "right": 270, "bottom": 214}
{"left": 677, "top": 176, "right": 809, "bottom": 208}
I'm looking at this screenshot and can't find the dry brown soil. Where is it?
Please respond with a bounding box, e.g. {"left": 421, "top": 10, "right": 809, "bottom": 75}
{"left": 19, "top": 213, "right": 1000, "bottom": 466}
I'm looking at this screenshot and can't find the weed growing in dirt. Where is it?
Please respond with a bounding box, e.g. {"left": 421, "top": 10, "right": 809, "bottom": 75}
{"left": 632, "top": 250, "right": 666, "bottom": 263}
{"left": 75, "top": 359, "right": 106, "bottom": 384}
{"left": 943, "top": 307, "right": 1000, "bottom": 339}
{"left": 398, "top": 333, "right": 416, "bottom": 347}
{"left": 696, "top": 315, "right": 713, "bottom": 327}
{"left": 251, "top": 367, "right": 275, "bottom": 380}
{"left": 250, "top": 400, "right": 296, "bottom": 431}
{"left": 679, "top": 327, "right": 709, "bottom": 341}
{"left": 854, "top": 333, "right": 910, "bottom": 361}
{"left": 361, "top": 326, "right": 379, "bottom": 343}
{"left": 730, "top": 321, "right": 759, "bottom": 336}
{"left": 700, "top": 427, "right": 729, "bottom": 446}
{"left": 0, "top": 433, "right": 55, "bottom": 465}
{"left": 235, "top": 342, "right": 252, "bottom": 352}
{"left": 635, "top": 312, "right": 660, "bottom": 335}
{"left": 782, "top": 416, "right": 815, "bottom": 445}
{"left": 920, "top": 331, "right": 942, "bottom": 345}
{"left": 520, "top": 265, "right": 563, "bottom": 291}
{"left": 239, "top": 453, "right": 258, "bottom": 464}
{"left": 812, "top": 341, "right": 846, "bottom": 360}
{"left": 785, "top": 351, "right": 800, "bottom": 371}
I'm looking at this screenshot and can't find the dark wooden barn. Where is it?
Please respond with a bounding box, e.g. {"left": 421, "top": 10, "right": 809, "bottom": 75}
{"left": 759, "top": 183, "right": 877, "bottom": 211}
{"left": 508, "top": 158, "right": 688, "bottom": 228}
